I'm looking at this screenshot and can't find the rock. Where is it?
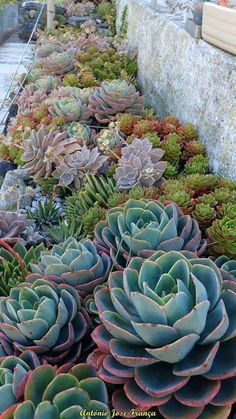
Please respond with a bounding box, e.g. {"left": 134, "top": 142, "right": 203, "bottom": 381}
{"left": 67, "top": 16, "right": 97, "bottom": 26}
{"left": 17, "top": 193, "right": 33, "bottom": 210}
{"left": 0, "top": 161, "right": 17, "bottom": 178}
{"left": 0, "top": 169, "right": 29, "bottom": 211}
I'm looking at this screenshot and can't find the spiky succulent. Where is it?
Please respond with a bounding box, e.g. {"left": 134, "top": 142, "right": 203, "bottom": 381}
{"left": 0, "top": 279, "right": 89, "bottom": 364}
{"left": 52, "top": 146, "right": 108, "bottom": 189}
{"left": 28, "top": 237, "right": 111, "bottom": 297}
{"left": 1, "top": 363, "right": 110, "bottom": 418}
{"left": 48, "top": 97, "right": 92, "bottom": 123}
{"left": 21, "top": 126, "right": 80, "bottom": 179}
{"left": 184, "top": 154, "right": 209, "bottom": 175}
{"left": 207, "top": 217, "right": 236, "bottom": 257}
{"left": 92, "top": 251, "right": 236, "bottom": 418}
{"left": 217, "top": 202, "right": 236, "bottom": 219}
{"left": 0, "top": 351, "right": 45, "bottom": 414}
{"left": 0, "top": 212, "right": 33, "bottom": 244}
{"left": 44, "top": 51, "right": 75, "bottom": 75}
{"left": 88, "top": 80, "right": 144, "bottom": 123}
{"left": 114, "top": 138, "right": 167, "bottom": 190}
{"left": 28, "top": 199, "right": 60, "bottom": 227}
{"left": 0, "top": 241, "right": 44, "bottom": 297}
{"left": 94, "top": 199, "right": 207, "bottom": 269}
{"left": 192, "top": 203, "right": 216, "bottom": 229}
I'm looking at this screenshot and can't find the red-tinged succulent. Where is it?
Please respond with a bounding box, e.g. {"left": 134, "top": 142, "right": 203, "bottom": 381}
{"left": 0, "top": 279, "right": 90, "bottom": 365}
{"left": 177, "top": 123, "right": 198, "bottom": 142}
{"left": 182, "top": 140, "right": 205, "bottom": 161}
{"left": 94, "top": 199, "right": 207, "bottom": 269}
{"left": 92, "top": 251, "right": 236, "bottom": 418}
{"left": 207, "top": 217, "right": 236, "bottom": 257}
{"left": 88, "top": 80, "right": 144, "bottom": 123}
{"left": 116, "top": 113, "right": 140, "bottom": 135}
{"left": 0, "top": 351, "right": 45, "bottom": 414}
{"left": 1, "top": 363, "right": 110, "bottom": 418}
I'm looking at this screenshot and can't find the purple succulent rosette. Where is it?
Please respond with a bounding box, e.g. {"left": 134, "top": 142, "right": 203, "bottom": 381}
{"left": 92, "top": 251, "right": 236, "bottom": 418}
{"left": 0, "top": 279, "right": 90, "bottom": 365}
{"left": 94, "top": 199, "right": 207, "bottom": 270}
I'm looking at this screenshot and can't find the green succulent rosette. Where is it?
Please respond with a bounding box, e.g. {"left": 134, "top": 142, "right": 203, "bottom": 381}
{"left": 207, "top": 217, "right": 236, "bottom": 257}
{"left": 92, "top": 251, "right": 236, "bottom": 418}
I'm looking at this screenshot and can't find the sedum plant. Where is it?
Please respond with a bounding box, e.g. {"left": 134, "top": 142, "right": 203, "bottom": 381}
{"left": 192, "top": 203, "right": 216, "bottom": 229}
{"left": 0, "top": 363, "right": 110, "bottom": 418}
{"left": 217, "top": 202, "right": 236, "bottom": 219}
{"left": 0, "top": 279, "right": 89, "bottom": 364}
{"left": 92, "top": 251, "right": 236, "bottom": 419}
{"left": 94, "top": 199, "right": 207, "bottom": 269}
{"left": 184, "top": 154, "right": 209, "bottom": 175}
{"left": 114, "top": 138, "right": 167, "bottom": 190}
{"left": 88, "top": 80, "right": 144, "bottom": 123}
{"left": 21, "top": 126, "right": 81, "bottom": 179}
{"left": 29, "top": 237, "right": 111, "bottom": 297}
{"left": 207, "top": 217, "right": 236, "bottom": 257}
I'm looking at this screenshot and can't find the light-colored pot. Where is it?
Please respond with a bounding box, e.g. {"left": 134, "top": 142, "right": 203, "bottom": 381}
{"left": 202, "top": 3, "right": 236, "bottom": 55}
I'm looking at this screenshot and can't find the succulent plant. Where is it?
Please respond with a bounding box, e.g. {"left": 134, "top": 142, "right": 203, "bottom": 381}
{"left": 217, "top": 177, "right": 236, "bottom": 190}
{"left": 62, "top": 72, "right": 80, "bottom": 87}
{"left": 183, "top": 174, "right": 218, "bottom": 196}
{"left": 164, "top": 190, "right": 194, "bottom": 214}
{"left": 46, "top": 219, "right": 84, "bottom": 244}
{"left": 92, "top": 251, "right": 236, "bottom": 418}
{"left": 48, "top": 97, "right": 92, "bottom": 123}
{"left": 88, "top": 80, "right": 144, "bottom": 123}
{"left": 21, "top": 126, "right": 81, "bottom": 179}
{"left": 163, "top": 162, "right": 179, "bottom": 179}
{"left": 207, "top": 217, "right": 236, "bottom": 257}
{"left": 0, "top": 212, "right": 33, "bottom": 244}
{"left": 94, "top": 199, "right": 207, "bottom": 269}
{"left": 0, "top": 241, "right": 44, "bottom": 297}
{"left": 1, "top": 363, "right": 110, "bottom": 418}
{"left": 67, "top": 122, "right": 93, "bottom": 146}
{"left": 184, "top": 154, "right": 209, "bottom": 175}
{"left": 29, "top": 237, "right": 111, "bottom": 297}
{"left": 64, "top": 174, "right": 117, "bottom": 220}
{"left": 36, "top": 44, "right": 62, "bottom": 59}
{"left": 217, "top": 202, "right": 236, "bottom": 219}
{"left": 44, "top": 51, "right": 75, "bottom": 75}
{"left": 192, "top": 203, "right": 216, "bottom": 229}
{"left": 83, "top": 206, "right": 107, "bottom": 237}
{"left": 34, "top": 76, "right": 60, "bottom": 93}
{"left": 28, "top": 199, "right": 60, "bottom": 227}
{"left": 0, "top": 279, "right": 89, "bottom": 364}
{"left": 17, "top": 88, "right": 48, "bottom": 113}
{"left": 198, "top": 193, "right": 217, "bottom": 207}
{"left": 178, "top": 123, "right": 198, "bottom": 141}
{"left": 161, "top": 134, "right": 181, "bottom": 165}
{"left": 182, "top": 139, "right": 205, "bottom": 161}
{"left": 162, "top": 179, "right": 188, "bottom": 195}
{"left": 213, "top": 187, "right": 236, "bottom": 204}
{"left": 0, "top": 351, "right": 45, "bottom": 414}
{"left": 52, "top": 146, "right": 108, "bottom": 189}
{"left": 114, "top": 138, "right": 167, "bottom": 190}
{"left": 95, "top": 125, "right": 123, "bottom": 156}
{"left": 214, "top": 255, "right": 236, "bottom": 284}
{"left": 116, "top": 113, "right": 140, "bottom": 135}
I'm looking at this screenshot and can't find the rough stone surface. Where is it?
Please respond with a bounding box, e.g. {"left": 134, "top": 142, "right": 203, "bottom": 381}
{"left": 116, "top": 0, "right": 236, "bottom": 180}
{"left": 0, "top": 169, "right": 29, "bottom": 211}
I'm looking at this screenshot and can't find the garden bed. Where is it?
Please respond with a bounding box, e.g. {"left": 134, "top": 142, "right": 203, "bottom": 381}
{"left": 0, "top": 2, "right": 235, "bottom": 418}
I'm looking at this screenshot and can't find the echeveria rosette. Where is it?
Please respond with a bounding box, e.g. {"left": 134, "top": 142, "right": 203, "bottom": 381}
{"left": 28, "top": 238, "right": 111, "bottom": 298}
{"left": 94, "top": 199, "right": 207, "bottom": 270}
{"left": 92, "top": 251, "right": 236, "bottom": 418}
{"left": 0, "top": 351, "right": 45, "bottom": 414}
{"left": 1, "top": 363, "right": 110, "bottom": 418}
{"left": 207, "top": 217, "right": 236, "bottom": 257}
{"left": 0, "top": 279, "right": 89, "bottom": 365}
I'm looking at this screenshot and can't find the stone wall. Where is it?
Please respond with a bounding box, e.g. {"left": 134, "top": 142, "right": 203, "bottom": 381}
{"left": 116, "top": 0, "right": 236, "bottom": 180}
{"left": 0, "top": 3, "right": 18, "bottom": 44}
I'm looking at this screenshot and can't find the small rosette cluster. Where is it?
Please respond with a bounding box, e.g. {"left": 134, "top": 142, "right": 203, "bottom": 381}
{"left": 1, "top": 363, "right": 110, "bottom": 418}
{"left": 29, "top": 238, "right": 111, "bottom": 297}
{"left": 94, "top": 199, "right": 207, "bottom": 269}
{"left": 92, "top": 251, "right": 236, "bottom": 418}
{"left": 0, "top": 279, "right": 89, "bottom": 364}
